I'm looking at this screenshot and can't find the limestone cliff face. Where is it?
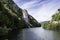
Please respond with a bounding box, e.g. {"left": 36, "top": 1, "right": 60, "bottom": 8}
{"left": 28, "top": 15, "right": 41, "bottom": 27}
{"left": 0, "top": 0, "right": 41, "bottom": 39}
{"left": 0, "top": 0, "right": 41, "bottom": 29}
{"left": 22, "top": 9, "right": 41, "bottom": 27}
{"left": 8, "top": 0, "right": 23, "bottom": 17}
{"left": 7, "top": 0, "right": 41, "bottom": 27}
{"left": 22, "top": 9, "right": 29, "bottom": 23}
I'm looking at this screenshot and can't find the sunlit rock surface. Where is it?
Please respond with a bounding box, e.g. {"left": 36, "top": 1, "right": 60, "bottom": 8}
{"left": 0, "top": 0, "right": 41, "bottom": 40}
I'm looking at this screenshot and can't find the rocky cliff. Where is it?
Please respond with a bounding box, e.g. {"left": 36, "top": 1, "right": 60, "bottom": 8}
{"left": 0, "top": 0, "right": 41, "bottom": 40}
{"left": 22, "top": 9, "right": 41, "bottom": 27}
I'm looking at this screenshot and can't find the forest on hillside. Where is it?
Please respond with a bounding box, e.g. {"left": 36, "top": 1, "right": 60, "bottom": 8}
{"left": 42, "top": 9, "right": 60, "bottom": 30}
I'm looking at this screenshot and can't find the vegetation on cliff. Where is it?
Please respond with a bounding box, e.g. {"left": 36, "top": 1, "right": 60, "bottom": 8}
{"left": 0, "top": 0, "right": 41, "bottom": 40}
{"left": 42, "top": 9, "right": 60, "bottom": 30}
{"left": 0, "top": 1, "right": 26, "bottom": 40}
{"left": 28, "top": 15, "right": 41, "bottom": 27}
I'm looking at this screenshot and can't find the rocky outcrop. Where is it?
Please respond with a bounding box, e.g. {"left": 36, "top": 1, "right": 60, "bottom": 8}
{"left": 7, "top": 0, "right": 41, "bottom": 27}
{"left": 0, "top": 0, "right": 41, "bottom": 40}
{"left": 22, "top": 9, "right": 41, "bottom": 27}
{"left": 28, "top": 15, "right": 41, "bottom": 27}
{"left": 22, "top": 9, "right": 29, "bottom": 23}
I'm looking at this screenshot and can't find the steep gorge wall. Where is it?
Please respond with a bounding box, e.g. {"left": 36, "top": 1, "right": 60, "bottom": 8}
{"left": 0, "top": 0, "right": 41, "bottom": 39}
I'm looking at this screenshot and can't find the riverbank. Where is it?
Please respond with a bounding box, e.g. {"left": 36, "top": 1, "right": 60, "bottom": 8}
{"left": 41, "top": 9, "right": 60, "bottom": 30}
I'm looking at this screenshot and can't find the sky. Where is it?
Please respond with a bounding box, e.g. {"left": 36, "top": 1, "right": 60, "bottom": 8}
{"left": 13, "top": 0, "right": 60, "bottom": 22}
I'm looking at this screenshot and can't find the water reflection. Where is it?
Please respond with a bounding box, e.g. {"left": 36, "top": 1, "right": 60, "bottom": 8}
{"left": 9, "top": 27, "right": 60, "bottom": 40}
{"left": 21, "top": 27, "right": 60, "bottom": 40}
{"left": 22, "top": 28, "right": 43, "bottom": 40}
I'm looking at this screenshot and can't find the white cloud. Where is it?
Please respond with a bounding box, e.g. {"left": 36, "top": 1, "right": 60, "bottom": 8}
{"left": 14, "top": 0, "right": 60, "bottom": 22}
{"left": 20, "top": 0, "right": 37, "bottom": 9}
{"left": 27, "top": 0, "right": 60, "bottom": 22}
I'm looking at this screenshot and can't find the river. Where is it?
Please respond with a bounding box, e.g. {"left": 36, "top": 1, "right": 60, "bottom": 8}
{"left": 9, "top": 27, "right": 60, "bottom": 40}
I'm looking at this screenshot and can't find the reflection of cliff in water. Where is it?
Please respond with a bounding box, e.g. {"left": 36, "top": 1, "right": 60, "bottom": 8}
{"left": 8, "top": 29, "right": 23, "bottom": 40}
{"left": 8, "top": 29, "right": 42, "bottom": 40}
